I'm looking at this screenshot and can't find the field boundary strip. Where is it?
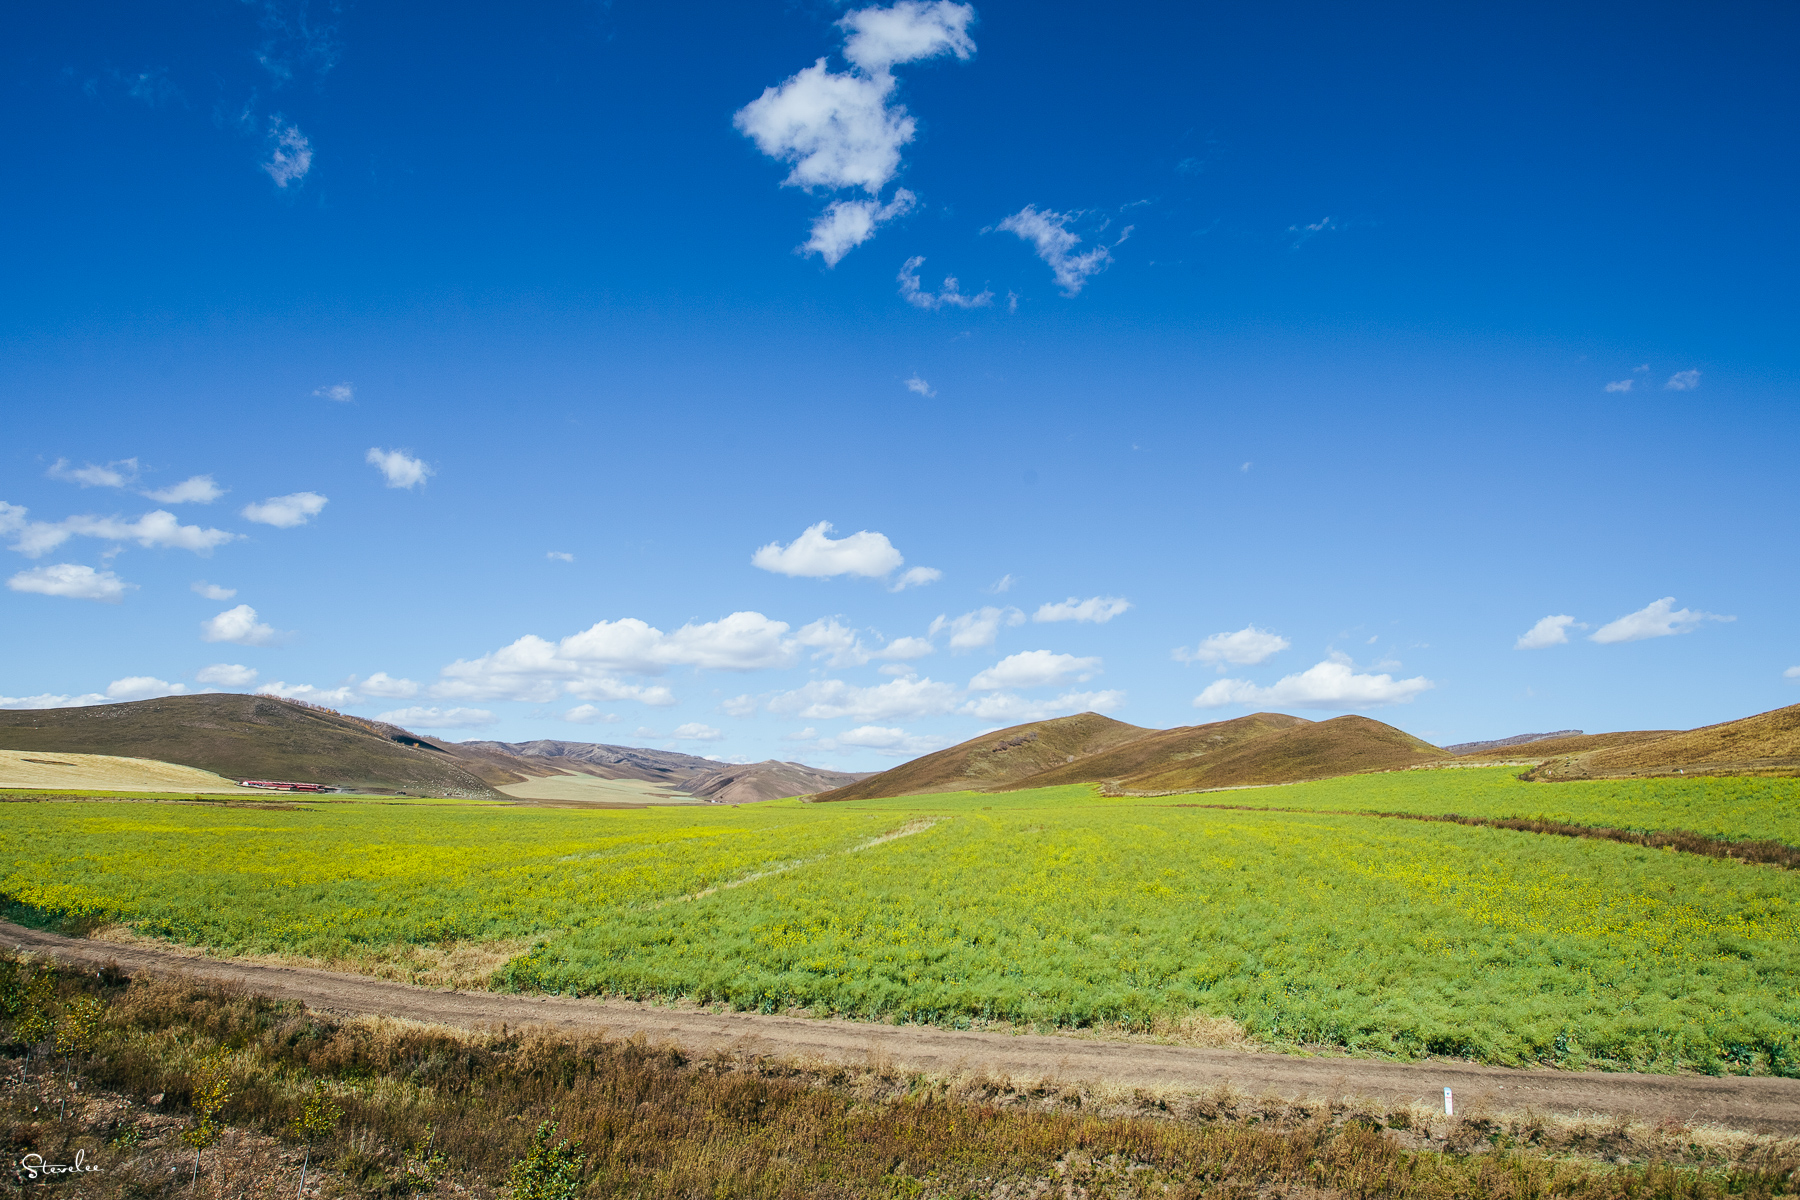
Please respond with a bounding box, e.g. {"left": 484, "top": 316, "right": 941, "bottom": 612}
{"left": 1166, "top": 802, "right": 1800, "bottom": 869}
{"left": 651, "top": 817, "right": 942, "bottom": 909}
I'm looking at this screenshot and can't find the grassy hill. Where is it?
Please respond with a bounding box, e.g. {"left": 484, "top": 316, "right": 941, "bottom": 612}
{"left": 811, "top": 712, "right": 1151, "bottom": 802}
{"left": 0, "top": 694, "right": 500, "bottom": 797}
{"left": 1455, "top": 730, "right": 1676, "bottom": 759}
{"left": 685, "top": 760, "right": 870, "bottom": 803}
{"left": 1529, "top": 702, "right": 1800, "bottom": 780}
{"left": 1117, "top": 714, "right": 1446, "bottom": 792}
{"left": 993, "top": 713, "right": 1308, "bottom": 791}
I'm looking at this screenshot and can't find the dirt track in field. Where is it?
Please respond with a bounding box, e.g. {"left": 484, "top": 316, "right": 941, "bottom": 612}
{"left": 9, "top": 920, "right": 1797, "bottom": 1135}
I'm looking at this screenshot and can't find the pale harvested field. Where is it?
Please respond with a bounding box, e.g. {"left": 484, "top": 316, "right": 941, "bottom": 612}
{"left": 0, "top": 747, "right": 243, "bottom": 792}
{"left": 497, "top": 772, "right": 702, "bottom": 804}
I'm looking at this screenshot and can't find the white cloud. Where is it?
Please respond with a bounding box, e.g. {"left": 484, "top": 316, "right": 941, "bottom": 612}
{"left": 374, "top": 706, "right": 496, "bottom": 730}
{"left": 201, "top": 604, "right": 282, "bottom": 646}
{"left": 191, "top": 581, "right": 237, "bottom": 600}
{"left": 768, "top": 675, "right": 961, "bottom": 721}
{"left": 262, "top": 118, "right": 312, "bottom": 187}
{"left": 47, "top": 458, "right": 138, "bottom": 488}
{"left": 891, "top": 566, "right": 942, "bottom": 591}
{"left": 969, "top": 649, "right": 1101, "bottom": 691}
{"left": 1194, "top": 655, "right": 1432, "bottom": 710}
{"left": 959, "top": 688, "right": 1125, "bottom": 724}
{"left": 803, "top": 191, "right": 916, "bottom": 265}
{"left": 1033, "top": 595, "right": 1131, "bottom": 624}
{"left": 105, "top": 676, "right": 188, "bottom": 702}
{"left": 752, "top": 521, "right": 905, "bottom": 578}
{"left": 898, "top": 256, "right": 993, "bottom": 310}
{"left": 359, "top": 672, "right": 420, "bottom": 699}
{"left": 878, "top": 635, "right": 935, "bottom": 660}
{"left": 829, "top": 724, "right": 947, "bottom": 756}
{"left": 142, "top": 476, "right": 224, "bottom": 504}
{"left": 1590, "top": 597, "right": 1732, "bottom": 645}
{"left": 3, "top": 503, "right": 238, "bottom": 558}
{"left": 0, "top": 691, "right": 109, "bottom": 710}
{"left": 258, "top": 681, "right": 357, "bottom": 704}
{"left": 241, "top": 492, "right": 328, "bottom": 528}
{"left": 366, "top": 448, "right": 433, "bottom": 489}
{"left": 1515, "top": 614, "right": 1578, "bottom": 650}
{"left": 671, "top": 723, "right": 724, "bottom": 742}
{"left": 987, "top": 574, "right": 1015, "bottom": 593}
{"left": 1785, "top": 666, "right": 1800, "bottom": 680}
{"left": 905, "top": 374, "right": 936, "bottom": 397}
{"left": 430, "top": 612, "right": 791, "bottom": 704}
{"left": 314, "top": 383, "right": 354, "bottom": 402}
{"left": 784, "top": 727, "right": 819, "bottom": 741}
{"left": 995, "top": 205, "right": 1121, "bottom": 296}
{"left": 1604, "top": 380, "right": 1633, "bottom": 393}
{"left": 721, "top": 694, "right": 759, "bottom": 717}
{"left": 563, "top": 705, "right": 620, "bottom": 723}
{"left": 547, "top": 551, "right": 575, "bottom": 563}
{"left": 196, "top": 663, "right": 259, "bottom": 687}
{"left": 1287, "top": 216, "right": 1338, "bottom": 249}
{"left": 796, "top": 617, "right": 870, "bottom": 667}
{"left": 7, "top": 564, "right": 135, "bottom": 603}
{"left": 928, "top": 606, "right": 1024, "bottom": 650}
{"left": 1665, "top": 370, "right": 1701, "bottom": 391}
{"left": 839, "top": 0, "right": 976, "bottom": 71}
{"left": 1174, "top": 625, "right": 1290, "bottom": 669}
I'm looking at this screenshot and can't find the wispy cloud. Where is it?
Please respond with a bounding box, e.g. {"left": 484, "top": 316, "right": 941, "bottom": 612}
{"left": 47, "top": 458, "right": 138, "bottom": 488}
{"left": 1665, "top": 370, "right": 1701, "bottom": 391}
{"left": 1287, "top": 216, "right": 1338, "bottom": 250}
{"left": 261, "top": 118, "right": 313, "bottom": 188}
{"left": 802, "top": 192, "right": 917, "bottom": 266}
{"left": 313, "top": 382, "right": 354, "bottom": 402}
{"left": 904, "top": 374, "right": 936, "bottom": 397}
{"left": 1604, "top": 380, "right": 1633, "bottom": 393}
{"left": 898, "top": 256, "right": 993, "bottom": 309}
{"left": 1590, "top": 597, "right": 1731, "bottom": 644}
{"left": 142, "top": 475, "right": 224, "bottom": 504}
{"left": 1033, "top": 596, "right": 1131, "bottom": 624}
{"left": 1515, "top": 614, "right": 1579, "bottom": 649}
{"left": 366, "top": 448, "right": 433, "bottom": 489}
{"left": 547, "top": 551, "right": 575, "bottom": 563}
{"left": 994, "top": 206, "right": 1125, "bottom": 296}
{"left": 890, "top": 566, "right": 942, "bottom": 591}
{"left": 191, "top": 581, "right": 237, "bottom": 601}
{"left": 374, "top": 706, "right": 496, "bottom": 731}
{"left": 241, "top": 491, "right": 328, "bottom": 527}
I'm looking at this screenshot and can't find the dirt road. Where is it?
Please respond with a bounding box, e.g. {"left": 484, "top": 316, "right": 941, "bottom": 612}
{"left": 9, "top": 920, "right": 1797, "bottom": 1135}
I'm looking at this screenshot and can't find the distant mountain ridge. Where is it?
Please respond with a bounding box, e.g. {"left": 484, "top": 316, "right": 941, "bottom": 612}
{"left": 1443, "top": 730, "right": 1582, "bottom": 755}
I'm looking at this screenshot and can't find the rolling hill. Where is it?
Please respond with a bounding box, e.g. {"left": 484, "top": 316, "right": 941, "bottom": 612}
{"left": 683, "top": 760, "right": 870, "bottom": 803}
{"left": 1112, "top": 714, "right": 1447, "bottom": 792}
{"left": 0, "top": 694, "right": 501, "bottom": 797}
{"left": 1527, "top": 702, "right": 1800, "bottom": 780}
{"left": 811, "top": 712, "right": 1152, "bottom": 802}
{"left": 1454, "top": 730, "right": 1677, "bottom": 760}
{"left": 992, "top": 713, "right": 1309, "bottom": 791}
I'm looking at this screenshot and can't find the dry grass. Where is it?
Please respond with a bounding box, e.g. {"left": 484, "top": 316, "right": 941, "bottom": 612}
{"left": 89, "top": 923, "right": 534, "bottom": 990}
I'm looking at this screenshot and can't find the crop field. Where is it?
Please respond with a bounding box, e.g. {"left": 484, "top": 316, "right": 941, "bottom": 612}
{"left": 4, "top": 768, "right": 1798, "bottom": 1074}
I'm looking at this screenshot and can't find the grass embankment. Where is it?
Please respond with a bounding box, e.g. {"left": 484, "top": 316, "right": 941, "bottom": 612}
{"left": 1, "top": 774, "right": 1797, "bottom": 1072}
{"left": 11, "top": 957, "right": 1800, "bottom": 1199}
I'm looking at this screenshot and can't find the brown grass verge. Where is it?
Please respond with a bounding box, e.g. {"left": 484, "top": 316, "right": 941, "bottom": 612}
{"left": 5, "top": 955, "right": 1800, "bottom": 1198}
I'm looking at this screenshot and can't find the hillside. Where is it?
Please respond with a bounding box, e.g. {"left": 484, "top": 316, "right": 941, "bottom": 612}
{"left": 455, "top": 739, "right": 866, "bottom": 803}
{"left": 1443, "top": 730, "right": 1581, "bottom": 755}
{"left": 684, "top": 760, "right": 869, "bottom": 803}
{"left": 1529, "top": 703, "right": 1800, "bottom": 780}
{"left": 0, "top": 694, "right": 500, "bottom": 797}
{"left": 1116, "top": 714, "right": 1447, "bottom": 792}
{"left": 1455, "top": 730, "right": 1676, "bottom": 760}
{"left": 454, "top": 739, "right": 723, "bottom": 788}
{"left": 994, "top": 713, "right": 1308, "bottom": 791}
{"left": 812, "top": 712, "right": 1152, "bottom": 802}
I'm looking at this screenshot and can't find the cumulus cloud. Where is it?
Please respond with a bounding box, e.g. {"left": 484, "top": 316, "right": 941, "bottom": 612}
{"left": 1194, "top": 654, "right": 1432, "bottom": 710}
{"left": 1174, "top": 625, "right": 1290, "bottom": 670}
{"left": 960, "top": 688, "right": 1125, "bottom": 724}
{"left": 0, "top": 690, "right": 109, "bottom": 709}
{"left": 262, "top": 118, "right": 312, "bottom": 187}
{"left": 968, "top": 649, "right": 1101, "bottom": 691}
{"left": 1604, "top": 380, "right": 1633, "bottom": 393}
{"left": 734, "top": 1, "right": 974, "bottom": 263}
{"left": 721, "top": 694, "right": 759, "bottom": 717}
{"left": 671, "top": 723, "right": 725, "bottom": 742}
{"left": 1515, "top": 614, "right": 1579, "bottom": 650}
{"left": 1665, "top": 370, "right": 1701, "bottom": 391}
{"left": 142, "top": 475, "right": 225, "bottom": 504}
{"left": 241, "top": 492, "right": 328, "bottom": 528}
{"left": 891, "top": 566, "right": 942, "bottom": 591}
{"left": 928, "top": 606, "right": 1023, "bottom": 650}
{"left": 359, "top": 672, "right": 420, "bottom": 699}
{"left": 898, "top": 256, "right": 993, "bottom": 310}
{"left": 431, "top": 612, "right": 792, "bottom": 704}
{"left": 1590, "top": 597, "right": 1732, "bottom": 644}
{"left": 47, "top": 458, "right": 138, "bottom": 488}
{"left": 753, "top": 521, "right": 906, "bottom": 578}
{"left": 767, "top": 675, "right": 961, "bottom": 721}
{"left": 994, "top": 205, "right": 1123, "bottom": 296}
{"left": 196, "top": 663, "right": 259, "bottom": 687}
{"left": 314, "top": 383, "right": 354, "bottom": 402}
{"left": 828, "top": 724, "right": 947, "bottom": 756}
{"left": 7, "top": 564, "right": 135, "bottom": 602}
{"left": 563, "top": 704, "right": 620, "bottom": 723}
{"left": 2, "top": 503, "right": 238, "bottom": 558}
{"left": 374, "top": 706, "right": 496, "bottom": 730}
{"left": 1033, "top": 595, "right": 1130, "bottom": 624}
{"left": 258, "top": 681, "right": 357, "bottom": 704}
{"left": 547, "top": 551, "right": 575, "bottom": 563}
{"left": 201, "top": 604, "right": 282, "bottom": 646}
{"left": 905, "top": 375, "right": 936, "bottom": 397}
{"left": 191, "top": 581, "right": 237, "bottom": 600}
{"left": 366, "top": 448, "right": 433, "bottom": 489}
{"left": 105, "top": 676, "right": 188, "bottom": 702}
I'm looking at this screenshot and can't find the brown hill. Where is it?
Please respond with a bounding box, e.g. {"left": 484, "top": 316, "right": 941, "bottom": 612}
{"left": 1529, "top": 703, "right": 1800, "bottom": 780}
{"left": 684, "top": 760, "right": 870, "bottom": 804}
{"left": 993, "top": 713, "right": 1309, "bottom": 791}
{"left": 1116, "top": 714, "right": 1447, "bottom": 793}
{"left": 0, "top": 694, "right": 501, "bottom": 797}
{"left": 453, "top": 739, "right": 724, "bottom": 788}
{"left": 1455, "top": 730, "right": 1676, "bottom": 760}
{"left": 812, "top": 712, "right": 1152, "bottom": 802}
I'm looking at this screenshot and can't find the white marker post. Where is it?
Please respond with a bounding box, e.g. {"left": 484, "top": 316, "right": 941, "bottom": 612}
{"left": 1443, "top": 1087, "right": 1454, "bottom": 1115}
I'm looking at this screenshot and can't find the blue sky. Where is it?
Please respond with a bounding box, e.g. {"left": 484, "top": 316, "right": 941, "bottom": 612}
{"left": 4, "top": 0, "right": 1796, "bottom": 766}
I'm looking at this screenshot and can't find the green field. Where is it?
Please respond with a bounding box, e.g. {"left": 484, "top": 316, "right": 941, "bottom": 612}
{"left": 5, "top": 768, "right": 1798, "bottom": 1074}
